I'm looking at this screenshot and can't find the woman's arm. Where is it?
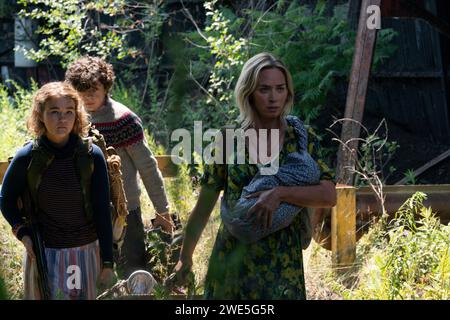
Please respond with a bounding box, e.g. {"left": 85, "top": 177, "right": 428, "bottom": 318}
{"left": 245, "top": 180, "right": 336, "bottom": 229}
{"left": 276, "top": 180, "right": 337, "bottom": 208}
{"left": 179, "top": 186, "right": 221, "bottom": 262}
{"left": 171, "top": 186, "right": 221, "bottom": 285}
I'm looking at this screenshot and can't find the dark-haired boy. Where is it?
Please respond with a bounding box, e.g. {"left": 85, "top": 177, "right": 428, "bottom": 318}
{"left": 65, "top": 56, "right": 173, "bottom": 277}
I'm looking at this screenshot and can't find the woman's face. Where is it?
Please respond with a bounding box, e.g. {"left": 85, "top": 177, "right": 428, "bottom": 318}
{"left": 78, "top": 81, "right": 107, "bottom": 112}
{"left": 251, "top": 67, "right": 288, "bottom": 121}
{"left": 41, "top": 96, "right": 76, "bottom": 146}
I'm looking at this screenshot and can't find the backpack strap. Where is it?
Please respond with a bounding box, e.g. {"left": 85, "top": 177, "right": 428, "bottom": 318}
{"left": 74, "top": 137, "right": 95, "bottom": 221}
{"left": 27, "top": 139, "right": 55, "bottom": 208}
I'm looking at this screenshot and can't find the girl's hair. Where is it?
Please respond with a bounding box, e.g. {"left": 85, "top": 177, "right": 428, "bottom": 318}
{"left": 27, "top": 82, "right": 90, "bottom": 137}
{"left": 235, "top": 52, "right": 294, "bottom": 128}
{"left": 65, "top": 55, "right": 115, "bottom": 93}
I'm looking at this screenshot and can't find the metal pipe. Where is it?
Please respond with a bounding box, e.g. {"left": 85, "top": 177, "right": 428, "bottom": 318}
{"left": 356, "top": 184, "right": 450, "bottom": 224}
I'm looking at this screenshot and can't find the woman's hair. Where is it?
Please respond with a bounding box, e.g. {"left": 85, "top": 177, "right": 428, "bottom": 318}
{"left": 235, "top": 52, "right": 294, "bottom": 128}
{"left": 27, "top": 81, "right": 90, "bottom": 137}
{"left": 65, "top": 55, "right": 115, "bottom": 93}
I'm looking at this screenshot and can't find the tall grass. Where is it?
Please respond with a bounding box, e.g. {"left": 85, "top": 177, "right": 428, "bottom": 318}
{"left": 1, "top": 85, "right": 448, "bottom": 300}
{"left": 0, "top": 82, "right": 35, "bottom": 299}
{"left": 0, "top": 82, "right": 34, "bottom": 159}
{"left": 310, "top": 192, "right": 450, "bottom": 300}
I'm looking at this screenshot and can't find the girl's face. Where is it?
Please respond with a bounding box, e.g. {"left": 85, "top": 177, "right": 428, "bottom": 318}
{"left": 41, "top": 96, "right": 76, "bottom": 146}
{"left": 78, "top": 81, "right": 107, "bottom": 113}
{"left": 251, "top": 68, "right": 288, "bottom": 121}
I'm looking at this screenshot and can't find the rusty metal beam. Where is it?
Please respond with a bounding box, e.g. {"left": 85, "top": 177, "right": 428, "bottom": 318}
{"left": 356, "top": 184, "right": 450, "bottom": 224}
{"left": 335, "top": 0, "right": 380, "bottom": 185}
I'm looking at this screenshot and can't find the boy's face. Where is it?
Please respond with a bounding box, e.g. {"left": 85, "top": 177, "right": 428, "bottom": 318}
{"left": 78, "top": 82, "right": 107, "bottom": 113}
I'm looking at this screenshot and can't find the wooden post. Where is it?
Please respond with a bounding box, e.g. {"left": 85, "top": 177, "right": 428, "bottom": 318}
{"left": 335, "top": 0, "right": 380, "bottom": 185}
{"left": 332, "top": 185, "right": 356, "bottom": 271}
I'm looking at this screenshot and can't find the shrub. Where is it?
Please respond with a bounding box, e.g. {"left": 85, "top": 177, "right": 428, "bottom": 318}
{"left": 333, "top": 192, "right": 450, "bottom": 299}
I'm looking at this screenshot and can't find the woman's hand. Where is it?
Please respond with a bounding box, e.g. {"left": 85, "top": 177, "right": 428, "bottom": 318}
{"left": 97, "top": 267, "right": 116, "bottom": 291}
{"left": 245, "top": 187, "right": 281, "bottom": 230}
{"left": 166, "top": 257, "right": 193, "bottom": 288}
{"left": 21, "top": 235, "right": 36, "bottom": 261}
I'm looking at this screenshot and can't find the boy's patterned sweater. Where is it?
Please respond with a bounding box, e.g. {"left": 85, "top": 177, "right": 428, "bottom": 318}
{"left": 89, "top": 97, "right": 169, "bottom": 214}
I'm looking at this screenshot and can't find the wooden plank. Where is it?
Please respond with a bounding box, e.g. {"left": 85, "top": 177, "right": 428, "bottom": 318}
{"left": 394, "top": 149, "right": 450, "bottom": 185}
{"left": 332, "top": 185, "right": 356, "bottom": 270}
{"left": 155, "top": 155, "right": 179, "bottom": 178}
{"left": 0, "top": 155, "right": 179, "bottom": 183}
{"left": 335, "top": 0, "right": 380, "bottom": 185}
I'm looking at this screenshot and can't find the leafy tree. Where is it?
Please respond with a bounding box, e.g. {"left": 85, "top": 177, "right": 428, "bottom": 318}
{"left": 184, "top": 0, "right": 396, "bottom": 126}
{"left": 16, "top": 0, "right": 132, "bottom": 67}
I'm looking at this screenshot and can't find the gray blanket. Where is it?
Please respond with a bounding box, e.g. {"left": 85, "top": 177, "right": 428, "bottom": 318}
{"left": 220, "top": 115, "right": 320, "bottom": 244}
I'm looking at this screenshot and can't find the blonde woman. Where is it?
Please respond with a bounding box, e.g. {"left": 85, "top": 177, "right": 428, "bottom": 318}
{"left": 173, "top": 53, "right": 336, "bottom": 299}
{"left": 0, "top": 82, "right": 114, "bottom": 299}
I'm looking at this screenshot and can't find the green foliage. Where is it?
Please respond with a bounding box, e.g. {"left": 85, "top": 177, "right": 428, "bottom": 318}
{"left": 334, "top": 192, "right": 450, "bottom": 300}
{"left": 347, "top": 119, "right": 399, "bottom": 187}
{"left": 16, "top": 0, "right": 171, "bottom": 143}
{"left": 0, "top": 274, "right": 8, "bottom": 299}
{"left": 185, "top": 0, "right": 397, "bottom": 126}
{"left": 382, "top": 192, "right": 449, "bottom": 299}
{"left": 107, "top": 2, "right": 170, "bottom": 146}
{"left": 203, "top": 0, "right": 247, "bottom": 107}
{"left": 403, "top": 169, "right": 417, "bottom": 185}
{"left": 165, "top": 161, "right": 199, "bottom": 223}
{"left": 357, "top": 134, "right": 399, "bottom": 186}
{"left": 17, "top": 0, "right": 131, "bottom": 67}
{"left": 145, "top": 228, "right": 177, "bottom": 283}
{"left": 180, "top": 0, "right": 397, "bottom": 174}
{"left": 0, "top": 216, "right": 25, "bottom": 300}
{"left": 0, "top": 82, "right": 35, "bottom": 160}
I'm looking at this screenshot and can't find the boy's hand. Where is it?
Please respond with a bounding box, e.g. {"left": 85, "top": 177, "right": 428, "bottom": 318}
{"left": 153, "top": 212, "right": 175, "bottom": 234}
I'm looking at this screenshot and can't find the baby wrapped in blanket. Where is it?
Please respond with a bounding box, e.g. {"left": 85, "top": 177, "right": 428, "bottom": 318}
{"left": 220, "top": 116, "right": 321, "bottom": 244}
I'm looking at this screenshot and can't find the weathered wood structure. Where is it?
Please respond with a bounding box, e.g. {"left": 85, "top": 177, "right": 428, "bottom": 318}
{"left": 334, "top": 0, "right": 450, "bottom": 267}
{"left": 337, "top": 0, "right": 450, "bottom": 185}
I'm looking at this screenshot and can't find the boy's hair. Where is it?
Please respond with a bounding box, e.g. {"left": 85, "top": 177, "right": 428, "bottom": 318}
{"left": 27, "top": 81, "right": 90, "bottom": 137}
{"left": 65, "top": 56, "right": 115, "bottom": 93}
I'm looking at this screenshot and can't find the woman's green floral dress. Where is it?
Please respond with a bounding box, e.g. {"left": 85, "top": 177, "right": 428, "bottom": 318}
{"left": 200, "top": 117, "right": 333, "bottom": 299}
